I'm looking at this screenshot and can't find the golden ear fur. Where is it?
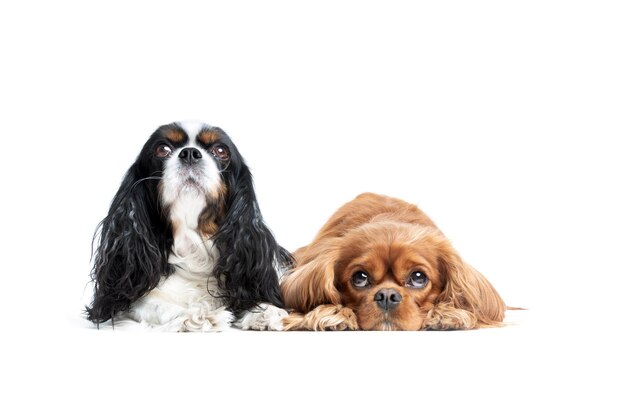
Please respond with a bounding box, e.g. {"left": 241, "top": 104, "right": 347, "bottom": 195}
{"left": 427, "top": 249, "right": 506, "bottom": 329}
{"left": 281, "top": 241, "right": 342, "bottom": 312}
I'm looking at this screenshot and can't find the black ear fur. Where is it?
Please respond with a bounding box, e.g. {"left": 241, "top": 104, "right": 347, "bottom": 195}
{"left": 213, "top": 161, "right": 291, "bottom": 315}
{"left": 86, "top": 162, "right": 171, "bottom": 324}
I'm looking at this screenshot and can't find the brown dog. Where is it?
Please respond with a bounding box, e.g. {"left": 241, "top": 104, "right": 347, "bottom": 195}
{"left": 281, "top": 193, "right": 506, "bottom": 330}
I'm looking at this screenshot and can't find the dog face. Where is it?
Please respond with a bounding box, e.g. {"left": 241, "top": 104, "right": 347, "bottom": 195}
{"left": 151, "top": 122, "right": 229, "bottom": 209}
{"left": 334, "top": 223, "right": 446, "bottom": 330}
{"left": 142, "top": 122, "right": 233, "bottom": 236}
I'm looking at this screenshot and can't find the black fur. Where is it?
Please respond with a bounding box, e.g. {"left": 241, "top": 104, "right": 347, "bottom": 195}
{"left": 86, "top": 123, "right": 290, "bottom": 324}
{"left": 213, "top": 153, "right": 291, "bottom": 314}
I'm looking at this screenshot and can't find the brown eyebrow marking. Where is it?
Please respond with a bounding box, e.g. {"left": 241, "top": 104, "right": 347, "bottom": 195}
{"left": 163, "top": 128, "right": 186, "bottom": 143}
{"left": 198, "top": 129, "right": 220, "bottom": 145}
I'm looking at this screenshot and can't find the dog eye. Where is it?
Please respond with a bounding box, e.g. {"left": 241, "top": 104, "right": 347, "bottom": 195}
{"left": 155, "top": 144, "right": 172, "bottom": 158}
{"left": 407, "top": 271, "right": 429, "bottom": 289}
{"left": 351, "top": 271, "right": 370, "bottom": 288}
{"left": 210, "top": 145, "right": 230, "bottom": 160}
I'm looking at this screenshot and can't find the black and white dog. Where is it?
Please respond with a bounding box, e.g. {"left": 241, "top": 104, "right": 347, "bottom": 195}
{"left": 86, "top": 122, "right": 290, "bottom": 331}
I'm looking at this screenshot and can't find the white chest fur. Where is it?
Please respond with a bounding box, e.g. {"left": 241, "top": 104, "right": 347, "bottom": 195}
{"left": 121, "top": 191, "right": 231, "bottom": 330}
{"left": 165, "top": 190, "right": 221, "bottom": 301}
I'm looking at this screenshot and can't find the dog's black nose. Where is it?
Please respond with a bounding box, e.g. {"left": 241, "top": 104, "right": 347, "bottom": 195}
{"left": 374, "top": 288, "right": 402, "bottom": 311}
{"left": 179, "top": 147, "right": 202, "bottom": 164}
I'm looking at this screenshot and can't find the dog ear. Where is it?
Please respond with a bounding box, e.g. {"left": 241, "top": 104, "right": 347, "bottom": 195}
{"left": 212, "top": 159, "right": 289, "bottom": 315}
{"left": 281, "top": 240, "right": 343, "bottom": 313}
{"left": 86, "top": 162, "right": 170, "bottom": 324}
{"left": 427, "top": 247, "right": 505, "bottom": 329}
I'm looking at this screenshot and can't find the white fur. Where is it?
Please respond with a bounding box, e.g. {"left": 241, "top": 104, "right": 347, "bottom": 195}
{"left": 177, "top": 121, "right": 211, "bottom": 138}
{"left": 236, "top": 303, "right": 288, "bottom": 331}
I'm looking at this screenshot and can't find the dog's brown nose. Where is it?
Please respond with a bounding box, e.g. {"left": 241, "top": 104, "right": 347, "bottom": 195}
{"left": 374, "top": 288, "right": 402, "bottom": 311}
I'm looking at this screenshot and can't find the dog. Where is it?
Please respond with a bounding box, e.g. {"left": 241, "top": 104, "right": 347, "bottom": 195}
{"left": 281, "top": 193, "right": 506, "bottom": 330}
{"left": 86, "top": 122, "right": 290, "bottom": 331}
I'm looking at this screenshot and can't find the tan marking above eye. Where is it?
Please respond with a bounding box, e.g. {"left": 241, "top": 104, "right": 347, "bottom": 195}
{"left": 198, "top": 130, "right": 220, "bottom": 145}
{"left": 164, "top": 129, "right": 185, "bottom": 143}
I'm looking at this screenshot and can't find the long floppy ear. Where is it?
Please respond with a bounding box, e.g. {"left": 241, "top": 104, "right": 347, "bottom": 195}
{"left": 212, "top": 160, "right": 290, "bottom": 315}
{"left": 426, "top": 248, "right": 506, "bottom": 330}
{"left": 86, "top": 162, "right": 171, "bottom": 324}
{"left": 281, "top": 241, "right": 342, "bottom": 313}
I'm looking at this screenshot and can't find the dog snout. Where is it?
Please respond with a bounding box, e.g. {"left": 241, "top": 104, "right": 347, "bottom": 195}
{"left": 374, "top": 288, "right": 402, "bottom": 311}
{"left": 179, "top": 147, "right": 203, "bottom": 164}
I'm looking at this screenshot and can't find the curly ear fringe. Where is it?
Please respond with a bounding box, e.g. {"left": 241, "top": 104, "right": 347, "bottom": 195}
{"left": 212, "top": 164, "right": 290, "bottom": 315}
{"left": 86, "top": 164, "right": 171, "bottom": 324}
{"left": 427, "top": 251, "right": 506, "bottom": 330}
{"left": 281, "top": 240, "right": 343, "bottom": 313}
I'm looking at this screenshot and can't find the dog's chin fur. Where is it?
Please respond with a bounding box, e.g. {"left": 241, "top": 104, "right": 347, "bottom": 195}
{"left": 281, "top": 193, "right": 506, "bottom": 331}
{"left": 86, "top": 122, "right": 290, "bottom": 331}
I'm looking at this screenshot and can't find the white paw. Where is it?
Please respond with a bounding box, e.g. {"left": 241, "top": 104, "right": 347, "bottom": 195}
{"left": 235, "top": 304, "right": 288, "bottom": 331}
{"left": 179, "top": 306, "right": 234, "bottom": 332}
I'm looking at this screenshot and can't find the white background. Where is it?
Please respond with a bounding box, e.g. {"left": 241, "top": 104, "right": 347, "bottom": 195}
{"left": 1, "top": 1, "right": 624, "bottom": 416}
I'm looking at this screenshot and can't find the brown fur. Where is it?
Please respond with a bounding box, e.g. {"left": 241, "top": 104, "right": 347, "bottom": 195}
{"left": 281, "top": 193, "right": 506, "bottom": 330}
{"left": 198, "top": 129, "right": 220, "bottom": 145}
{"left": 158, "top": 180, "right": 228, "bottom": 239}
{"left": 198, "top": 183, "right": 228, "bottom": 237}
{"left": 163, "top": 127, "right": 186, "bottom": 143}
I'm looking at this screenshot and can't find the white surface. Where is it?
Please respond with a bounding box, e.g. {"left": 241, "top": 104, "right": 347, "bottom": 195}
{"left": 1, "top": 1, "right": 624, "bottom": 416}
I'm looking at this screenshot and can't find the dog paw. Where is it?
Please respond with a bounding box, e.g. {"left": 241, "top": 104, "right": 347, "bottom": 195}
{"left": 180, "top": 306, "right": 234, "bottom": 332}
{"left": 283, "top": 305, "right": 359, "bottom": 331}
{"left": 424, "top": 307, "right": 476, "bottom": 330}
{"left": 316, "top": 305, "right": 359, "bottom": 331}
{"left": 235, "top": 304, "right": 288, "bottom": 331}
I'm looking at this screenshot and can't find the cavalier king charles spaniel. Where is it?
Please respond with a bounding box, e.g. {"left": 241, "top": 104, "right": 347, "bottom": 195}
{"left": 86, "top": 122, "right": 291, "bottom": 331}
{"left": 281, "top": 193, "right": 506, "bottom": 331}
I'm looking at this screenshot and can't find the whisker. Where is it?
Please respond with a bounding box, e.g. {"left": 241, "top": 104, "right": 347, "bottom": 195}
{"left": 218, "top": 161, "right": 231, "bottom": 173}
{"left": 130, "top": 176, "right": 162, "bottom": 189}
